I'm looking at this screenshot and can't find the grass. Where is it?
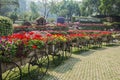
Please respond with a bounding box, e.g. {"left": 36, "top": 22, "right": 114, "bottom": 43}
{"left": 72, "top": 47, "right": 87, "bottom": 54}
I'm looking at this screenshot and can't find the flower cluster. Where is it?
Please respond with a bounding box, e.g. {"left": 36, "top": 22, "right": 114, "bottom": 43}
{"left": 0, "top": 31, "right": 44, "bottom": 57}
{"left": 45, "top": 33, "right": 67, "bottom": 44}
{"left": 0, "top": 30, "right": 115, "bottom": 58}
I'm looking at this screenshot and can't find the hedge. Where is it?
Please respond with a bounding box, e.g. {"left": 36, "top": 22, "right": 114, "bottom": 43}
{"left": 0, "top": 16, "right": 13, "bottom": 36}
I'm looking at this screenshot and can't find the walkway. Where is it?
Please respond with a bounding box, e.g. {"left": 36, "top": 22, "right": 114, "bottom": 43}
{"left": 43, "top": 46, "right": 120, "bottom": 80}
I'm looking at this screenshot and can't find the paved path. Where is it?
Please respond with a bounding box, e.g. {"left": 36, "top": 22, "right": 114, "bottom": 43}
{"left": 43, "top": 46, "right": 120, "bottom": 80}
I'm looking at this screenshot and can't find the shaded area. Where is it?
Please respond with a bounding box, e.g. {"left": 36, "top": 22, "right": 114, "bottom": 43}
{"left": 44, "top": 46, "right": 120, "bottom": 80}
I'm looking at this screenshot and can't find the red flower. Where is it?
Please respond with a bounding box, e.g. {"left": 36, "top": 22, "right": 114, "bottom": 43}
{"left": 29, "top": 31, "right": 34, "bottom": 35}
{"left": 32, "top": 45, "right": 37, "bottom": 49}
{"left": 47, "top": 33, "right": 52, "bottom": 37}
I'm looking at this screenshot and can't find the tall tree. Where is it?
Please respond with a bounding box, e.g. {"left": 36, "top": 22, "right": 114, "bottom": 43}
{"left": 30, "top": 1, "right": 40, "bottom": 21}
{"left": 49, "top": 0, "right": 81, "bottom": 21}
{"left": 0, "top": 0, "right": 19, "bottom": 16}
{"left": 99, "top": 0, "right": 120, "bottom": 16}
{"left": 42, "top": 0, "right": 47, "bottom": 18}
{"left": 80, "top": 0, "right": 100, "bottom": 16}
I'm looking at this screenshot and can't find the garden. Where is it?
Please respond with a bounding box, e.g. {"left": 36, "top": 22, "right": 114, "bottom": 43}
{"left": 0, "top": 0, "right": 120, "bottom": 80}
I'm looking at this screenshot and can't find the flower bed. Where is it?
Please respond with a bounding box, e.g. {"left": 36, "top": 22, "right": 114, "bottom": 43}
{"left": 0, "top": 30, "right": 119, "bottom": 59}
{"left": 0, "top": 29, "right": 120, "bottom": 80}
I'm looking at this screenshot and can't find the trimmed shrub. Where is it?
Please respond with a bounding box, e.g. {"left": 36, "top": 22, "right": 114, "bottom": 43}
{"left": 0, "top": 16, "right": 13, "bottom": 36}
{"left": 36, "top": 17, "right": 46, "bottom": 25}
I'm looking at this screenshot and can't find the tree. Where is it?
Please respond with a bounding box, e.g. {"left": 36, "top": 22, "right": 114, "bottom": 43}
{"left": 49, "top": 0, "right": 81, "bottom": 21}
{"left": 49, "top": 1, "right": 61, "bottom": 16}
{"left": 0, "top": 0, "right": 19, "bottom": 16}
{"left": 80, "top": 0, "right": 100, "bottom": 16}
{"left": 30, "top": 1, "right": 40, "bottom": 21}
{"left": 99, "top": 0, "right": 120, "bottom": 16}
{"left": 42, "top": 0, "right": 47, "bottom": 18}
{"left": 9, "top": 8, "right": 18, "bottom": 23}
{"left": 41, "top": 0, "right": 57, "bottom": 19}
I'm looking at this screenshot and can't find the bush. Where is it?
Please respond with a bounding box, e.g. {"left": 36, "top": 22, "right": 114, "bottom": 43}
{"left": 14, "top": 26, "right": 33, "bottom": 33}
{"left": 0, "top": 16, "right": 13, "bottom": 36}
{"left": 71, "top": 16, "right": 76, "bottom": 23}
{"left": 22, "top": 21, "right": 31, "bottom": 26}
{"left": 9, "top": 12, "right": 18, "bottom": 23}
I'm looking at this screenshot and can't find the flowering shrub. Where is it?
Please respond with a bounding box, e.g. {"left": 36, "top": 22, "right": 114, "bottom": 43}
{"left": 27, "top": 39, "right": 44, "bottom": 49}
{"left": 54, "top": 23, "right": 68, "bottom": 31}
{"left": 0, "top": 38, "right": 17, "bottom": 57}
{"left": 46, "top": 34, "right": 67, "bottom": 44}
{"left": 0, "top": 31, "right": 44, "bottom": 58}
{"left": 0, "top": 30, "right": 116, "bottom": 59}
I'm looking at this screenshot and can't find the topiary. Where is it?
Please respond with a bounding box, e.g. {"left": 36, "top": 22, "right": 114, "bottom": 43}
{"left": 0, "top": 16, "right": 13, "bottom": 36}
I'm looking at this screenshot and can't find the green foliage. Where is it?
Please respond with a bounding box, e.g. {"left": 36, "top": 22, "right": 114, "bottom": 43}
{"left": 47, "top": 18, "right": 55, "bottom": 23}
{"left": 99, "top": 0, "right": 120, "bottom": 15}
{"left": 19, "top": 2, "right": 40, "bottom": 21}
{"left": 0, "top": 39, "right": 17, "bottom": 57}
{"left": 58, "top": 9, "right": 69, "bottom": 17}
{"left": 0, "top": 5, "right": 12, "bottom": 16}
{"left": 71, "top": 17, "right": 76, "bottom": 23}
{"left": 0, "top": 16, "right": 13, "bottom": 36}
{"left": 0, "top": 0, "right": 19, "bottom": 16}
{"left": 49, "top": 0, "right": 118, "bottom": 17}
{"left": 111, "top": 22, "right": 120, "bottom": 30}
{"left": 27, "top": 40, "right": 44, "bottom": 49}
{"left": 49, "top": 0, "right": 81, "bottom": 21}
{"left": 53, "top": 26, "right": 69, "bottom": 31}
{"left": 9, "top": 11, "right": 18, "bottom": 23}
{"left": 21, "top": 12, "right": 31, "bottom": 21}
{"left": 20, "top": 11, "right": 39, "bottom": 21}
{"left": 30, "top": 1, "right": 40, "bottom": 21}
{"left": 80, "top": 0, "right": 100, "bottom": 16}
